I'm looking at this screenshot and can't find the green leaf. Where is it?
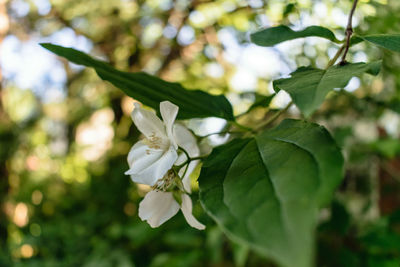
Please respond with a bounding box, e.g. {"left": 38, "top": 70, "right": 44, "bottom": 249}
{"left": 283, "top": 3, "right": 296, "bottom": 17}
{"left": 356, "top": 34, "right": 400, "bottom": 53}
{"left": 250, "top": 25, "right": 340, "bottom": 47}
{"left": 40, "top": 43, "right": 234, "bottom": 121}
{"left": 367, "top": 257, "right": 400, "bottom": 267}
{"left": 199, "top": 119, "right": 344, "bottom": 267}
{"left": 370, "top": 138, "right": 400, "bottom": 159}
{"left": 273, "top": 61, "right": 381, "bottom": 117}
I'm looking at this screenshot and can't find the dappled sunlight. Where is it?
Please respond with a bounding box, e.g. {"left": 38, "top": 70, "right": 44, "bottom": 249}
{"left": 20, "top": 244, "right": 34, "bottom": 258}
{"left": 13, "top": 203, "right": 29, "bottom": 227}
{"left": 76, "top": 108, "right": 115, "bottom": 161}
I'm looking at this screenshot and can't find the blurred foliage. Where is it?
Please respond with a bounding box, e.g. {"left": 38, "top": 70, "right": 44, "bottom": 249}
{"left": 1, "top": 0, "right": 400, "bottom": 266}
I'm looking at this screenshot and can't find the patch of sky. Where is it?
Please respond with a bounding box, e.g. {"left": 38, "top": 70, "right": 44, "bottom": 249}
{"left": 219, "top": 27, "right": 291, "bottom": 92}
{"left": 204, "top": 63, "right": 224, "bottom": 78}
{"left": 331, "top": 8, "right": 351, "bottom": 28}
{"left": 248, "top": 0, "right": 263, "bottom": 9}
{"left": 255, "top": 14, "right": 270, "bottom": 27}
{"left": 353, "top": 51, "right": 367, "bottom": 63}
{"left": 344, "top": 77, "right": 361, "bottom": 92}
{"left": 9, "top": 0, "right": 30, "bottom": 17}
{"left": 1, "top": 27, "right": 93, "bottom": 103}
{"left": 313, "top": 2, "right": 328, "bottom": 19}
{"left": 33, "top": 0, "right": 51, "bottom": 16}
{"left": 204, "top": 45, "right": 218, "bottom": 59}
{"left": 177, "top": 25, "right": 195, "bottom": 46}
{"left": 163, "top": 24, "right": 178, "bottom": 39}
{"left": 189, "top": 10, "right": 205, "bottom": 26}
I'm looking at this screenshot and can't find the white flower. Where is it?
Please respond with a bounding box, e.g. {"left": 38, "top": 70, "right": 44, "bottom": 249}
{"left": 125, "top": 101, "right": 181, "bottom": 186}
{"left": 138, "top": 190, "right": 205, "bottom": 230}
{"left": 125, "top": 101, "right": 204, "bottom": 229}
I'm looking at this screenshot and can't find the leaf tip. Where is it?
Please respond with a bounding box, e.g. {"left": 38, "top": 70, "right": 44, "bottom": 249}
{"left": 39, "top": 43, "right": 56, "bottom": 52}
{"left": 39, "top": 42, "right": 50, "bottom": 48}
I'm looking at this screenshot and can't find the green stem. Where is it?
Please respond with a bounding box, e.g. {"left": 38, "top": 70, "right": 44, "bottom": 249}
{"left": 176, "top": 147, "right": 209, "bottom": 169}
{"left": 189, "top": 155, "right": 208, "bottom": 161}
{"left": 178, "top": 147, "right": 191, "bottom": 162}
{"left": 232, "top": 121, "right": 255, "bottom": 133}
{"left": 256, "top": 101, "right": 293, "bottom": 131}
{"left": 200, "top": 130, "right": 244, "bottom": 139}
{"left": 326, "top": 45, "right": 345, "bottom": 69}
{"left": 180, "top": 164, "right": 189, "bottom": 181}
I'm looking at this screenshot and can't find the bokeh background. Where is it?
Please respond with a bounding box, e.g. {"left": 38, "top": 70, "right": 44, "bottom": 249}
{"left": 1, "top": 0, "right": 400, "bottom": 266}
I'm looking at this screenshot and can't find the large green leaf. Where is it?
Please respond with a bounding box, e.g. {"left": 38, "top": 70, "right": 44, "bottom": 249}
{"left": 355, "top": 34, "right": 400, "bottom": 53}
{"left": 273, "top": 61, "right": 381, "bottom": 117}
{"left": 40, "top": 43, "right": 234, "bottom": 121}
{"left": 250, "top": 25, "right": 340, "bottom": 47}
{"left": 199, "top": 119, "right": 344, "bottom": 267}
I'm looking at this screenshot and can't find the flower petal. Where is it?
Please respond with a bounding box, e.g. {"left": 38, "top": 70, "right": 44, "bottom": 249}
{"left": 160, "top": 101, "right": 179, "bottom": 149}
{"left": 126, "top": 141, "right": 160, "bottom": 171}
{"left": 180, "top": 194, "right": 205, "bottom": 230}
{"left": 174, "top": 124, "right": 199, "bottom": 158}
{"left": 180, "top": 161, "right": 199, "bottom": 193}
{"left": 131, "top": 103, "right": 166, "bottom": 139}
{"left": 139, "top": 191, "right": 180, "bottom": 228}
{"left": 174, "top": 124, "right": 200, "bottom": 192}
{"left": 125, "top": 143, "right": 178, "bottom": 186}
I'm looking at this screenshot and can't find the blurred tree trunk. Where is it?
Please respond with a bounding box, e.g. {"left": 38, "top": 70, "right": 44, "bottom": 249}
{"left": 0, "top": 0, "right": 10, "bottom": 253}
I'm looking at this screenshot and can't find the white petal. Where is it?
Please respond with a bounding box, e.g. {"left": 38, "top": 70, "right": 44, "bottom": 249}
{"left": 126, "top": 141, "right": 160, "bottom": 171}
{"left": 180, "top": 161, "right": 199, "bottom": 193}
{"left": 160, "top": 101, "right": 179, "bottom": 149}
{"left": 139, "top": 191, "right": 180, "bottom": 228}
{"left": 180, "top": 194, "right": 205, "bottom": 230}
{"left": 131, "top": 103, "right": 166, "bottom": 139}
{"left": 173, "top": 124, "right": 199, "bottom": 159}
{"left": 125, "top": 146, "right": 178, "bottom": 186}
{"left": 125, "top": 141, "right": 163, "bottom": 185}
{"left": 174, "top": 124, "right": 200, "bottom": 193}
{"left": 175, "top": 153, "right": 187, "bottom": 167}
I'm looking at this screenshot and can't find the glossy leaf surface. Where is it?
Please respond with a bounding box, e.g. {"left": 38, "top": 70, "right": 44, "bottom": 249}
{"left": 273, "top": 61, "right": 381, "bottom": 117}
{"left": 251, "top": 25, "right": 339, "bottom": 47}
{"left": 199, "top": 119, "right": 344, "bottom": 267}
{"left": 41, "top": 43, "right": 234, "bottom": 120}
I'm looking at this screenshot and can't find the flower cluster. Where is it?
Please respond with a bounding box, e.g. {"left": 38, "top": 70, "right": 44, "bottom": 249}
{"left": 125, "top": 101, "right": 205, "bottom": 230}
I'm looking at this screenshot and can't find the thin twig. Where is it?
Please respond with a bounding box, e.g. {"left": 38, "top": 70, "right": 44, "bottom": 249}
{"left": 340, "top": 0, "right": 359, "bottom": 65}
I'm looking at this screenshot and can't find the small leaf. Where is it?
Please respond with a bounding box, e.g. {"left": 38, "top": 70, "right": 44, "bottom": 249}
{"left": 251, "top": 25, "right": 340, "bottom": 47}
{"left": 283, "top": 3, "right": 296, "bottom": 17}
{"left": 273, "top": 61, "right": 381, "bottom": 117}
{"left": 357, "top": 34, "right": 400, "bottom": 53}
{"left": 199, "top": 119, "right": 344, "bottom": 267}
{"left": 40, "top": 43, "right": 234, "bottom": 121}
